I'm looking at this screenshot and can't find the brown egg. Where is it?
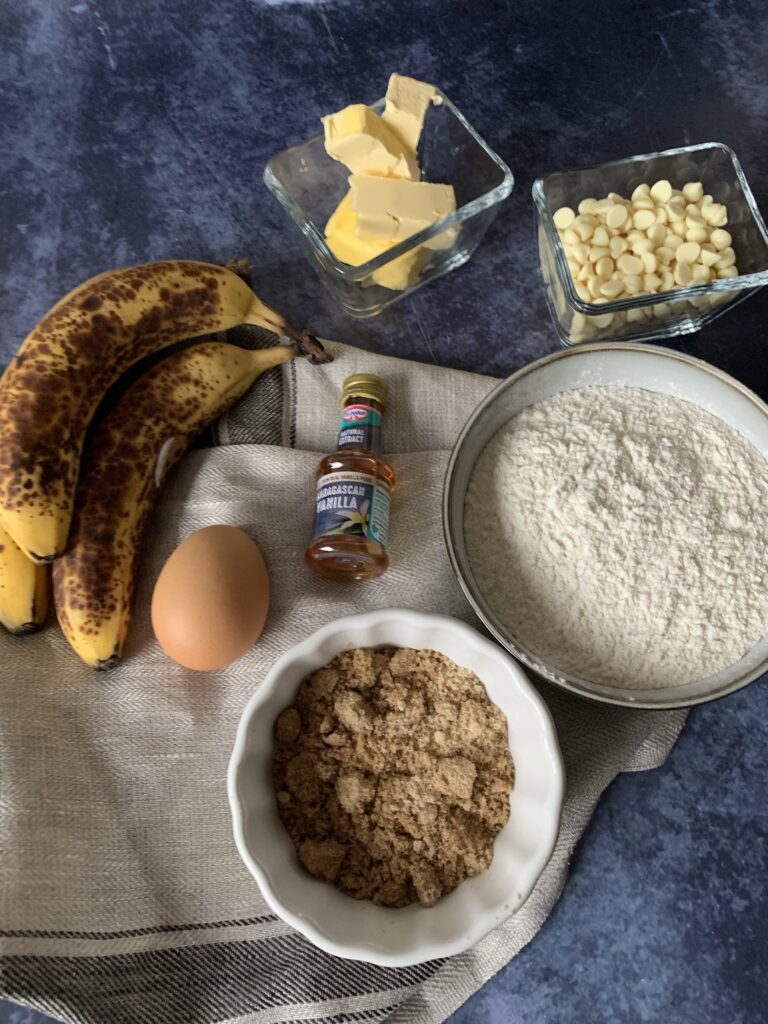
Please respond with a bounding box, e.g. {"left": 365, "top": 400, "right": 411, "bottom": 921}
{"left": 151, "top": 525, "right": 269, "bottom": 671}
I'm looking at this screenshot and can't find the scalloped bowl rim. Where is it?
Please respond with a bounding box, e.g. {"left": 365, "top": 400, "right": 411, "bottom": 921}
{"left": 227, "top": 609, "right": 564, "bottom": 966}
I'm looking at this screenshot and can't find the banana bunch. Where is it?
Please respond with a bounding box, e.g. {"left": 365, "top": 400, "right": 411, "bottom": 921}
{"left": 0, "top": 259, "right": 329, "bottom": 663}
{"left": 0, "top": 259, "right": 324, "bottom": 563}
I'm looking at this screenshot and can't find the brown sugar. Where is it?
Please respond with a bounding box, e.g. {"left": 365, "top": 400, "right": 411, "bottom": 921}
{"left": 271, "top": 646, "right": 515, "bottom": 908}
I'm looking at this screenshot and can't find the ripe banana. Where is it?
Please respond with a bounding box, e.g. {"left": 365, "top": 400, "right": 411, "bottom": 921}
{"left": 0, "top": 259, "right": 323, "bottom": 564}
{"left": 0, "top": 523, "right": 49, "bottom": 634}
{"left": 52, "top": 341, "right": 300, "bottom": 669}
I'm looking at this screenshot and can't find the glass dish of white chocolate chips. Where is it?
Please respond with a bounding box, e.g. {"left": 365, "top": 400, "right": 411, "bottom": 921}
{"left": 533, "top": 142, "right": 768, "bottom": 346}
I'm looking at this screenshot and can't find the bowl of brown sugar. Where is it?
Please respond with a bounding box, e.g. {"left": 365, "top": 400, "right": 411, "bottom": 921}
{"left": 228, "top": 609, "right": 563, "bottom": 966}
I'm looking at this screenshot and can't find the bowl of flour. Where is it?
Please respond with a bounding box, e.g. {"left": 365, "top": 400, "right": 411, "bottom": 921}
{"left": 444, "top": 342, "right": 768, "bottom": 708}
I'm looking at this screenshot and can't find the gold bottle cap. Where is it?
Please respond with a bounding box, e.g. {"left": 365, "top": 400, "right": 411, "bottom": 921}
{"left": 341, "top": 373, "right": 388, "bottom": 408}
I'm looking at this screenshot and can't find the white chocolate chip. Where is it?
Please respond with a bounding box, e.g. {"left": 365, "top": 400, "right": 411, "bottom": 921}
{"left": 676, "top": 241, "right": 701, "bottom": 264}
{"left": 633, "top": 198, "right": 655, "bottom": 213}
{"left": 618, "top": 253, "right": 644, "bottom": 275}
{"left": 592, "top": 225, "right": 610, "bottom": 247}
{"left": 650, "top": 179, "right": 672, "bottom": 203}
{"left": 588, "top": 245, "right": 611, "bottom": 262}
{"left": 710, "top": 228, "right": 732, "bottom": 251}
{"left": 606, "top": 205, "right": 628, "bottom": 229}
{"left": 682, "top": 182, "right": 704, "bottom": 203}
{"left": 553, "top": 207, "right": 576, "bottom": 230}
{"left": 703, "top": 203, "right": 728, "bottom": 226}
{"left": 595, "top": 256, "right": 614, "bottom": 278}
{"left": 631, "top": 238, "right": 655, "bottom": 255}
{"left": 699, "top": 249, "right": 720, "bottom": 268}
{"left": 692, "top": 264, "right": 712, "bottom": 283}
{"left": 647, "top": 223, "right": 667, "bottom": 245}
{"left": 600, "top": 279, "right": 624, "bottom": 298}
{"left": 717, "top": 266, "right": 738, "bottom": 278}
{"left": 572, "top": 241, "right": 590, "bottom": 264}
{"left": 685, "top": 225, "right": 709, "bottom": 244}
{"left": 644, "top": 273, "right": 662, "bottom": 292}
{"left": 715, "top": 247, "right": 736, "bottom": 269}
{"left": 631, "top": 183, "right": 650, "bottom": 201}
{"left": 656, "top": 246, "right": 674, "bottom": 265}
{"left": 623, "top": 274, "right": 643, "bottom": 294}
{"left": 592, "top": 312, "right": 614, "bottom": 328}
{"left": 563, "top": 228, "right": 580, "bottom": 245}
{"left": 660, "top": 270, "right": 675, "bottom": 291}
{"left": 666, "top": 201, "right": 686, "bottom": 222}
{"left": 609, "top": 235, "right": 628, "bottom": 257}
{"left": 577, "top": 198, "right": 598, "bottom": 215}
{"left": 642, "top": 251, "right": 658, "bottom": 274}
{"left": 573, "top": 217, "right": 595, "bottom": 241}
{"left": 674, "top": 261, "right": 693, "bottom": 285}
{"left": 587, "top": 275, "right": 604, "bottom": 297}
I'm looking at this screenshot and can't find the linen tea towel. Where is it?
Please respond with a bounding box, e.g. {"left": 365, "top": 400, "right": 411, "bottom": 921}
{"left": 0, "top": 338, "right": 687, "bottom": 1024}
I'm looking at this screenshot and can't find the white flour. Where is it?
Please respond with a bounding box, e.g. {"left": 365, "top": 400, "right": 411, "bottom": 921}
{"left": 465, "top": 386, "right": 768, "bottom": 688}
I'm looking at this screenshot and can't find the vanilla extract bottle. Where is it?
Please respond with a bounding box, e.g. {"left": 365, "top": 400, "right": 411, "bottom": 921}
{"left": 305, "top": 374, "right": 395, "bottom": 582}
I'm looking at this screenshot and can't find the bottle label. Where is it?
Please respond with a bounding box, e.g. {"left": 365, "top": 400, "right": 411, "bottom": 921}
{"left": 337, "top": 403, "right": 382, "bottom": 451}
{"left": 311, "top": 470, "right": 390, "bottom": 548}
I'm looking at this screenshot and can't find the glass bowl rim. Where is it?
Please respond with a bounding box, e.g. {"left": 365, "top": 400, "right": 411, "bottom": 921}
{"left": 531, "top": 141, "right": 768, "bottom": 315}
{"left": 264, "top": 89, "right": 514, "bottom": 281}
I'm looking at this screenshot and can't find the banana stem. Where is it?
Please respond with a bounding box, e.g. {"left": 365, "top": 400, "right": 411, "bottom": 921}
{"left": 244, "top": 297, "right": 332, "bottom": 365}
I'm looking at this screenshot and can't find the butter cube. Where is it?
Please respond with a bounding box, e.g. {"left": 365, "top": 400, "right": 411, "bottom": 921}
{"left": 322, "top": 104, "right": 419, "bottom": 180}
{"left": 382, "top": 73, "right": 440, "bottom": 153}
{"left": 349, "top": 174, "right": 457, "bottom": 250}
{"left": 324, "top": 191, "right": 427, "bottom": 291}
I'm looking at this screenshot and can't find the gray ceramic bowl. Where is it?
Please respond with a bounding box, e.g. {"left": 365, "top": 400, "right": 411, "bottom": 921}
{"left": 443, "top": 342, "right": 768, "bottom": 709}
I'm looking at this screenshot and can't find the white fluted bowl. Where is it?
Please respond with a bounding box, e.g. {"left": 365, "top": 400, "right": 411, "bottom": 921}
{"left": 228, "top": 609, "right": 564, "bottom": 966}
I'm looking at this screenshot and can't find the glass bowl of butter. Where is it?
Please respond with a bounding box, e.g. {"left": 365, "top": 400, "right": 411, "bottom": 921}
{"left": 265, "top": 74, "right": 514, "bottom": 318}
{"left": 534, "top": 142, "right": 768, "bottom": 346}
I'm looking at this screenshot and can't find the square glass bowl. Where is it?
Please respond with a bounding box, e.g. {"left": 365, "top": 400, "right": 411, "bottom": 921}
{"left": 264, "top": 93, "right": 513, "bottom": 318}
{"left": 533, "top": 143, "right": 768, "bottom": 346}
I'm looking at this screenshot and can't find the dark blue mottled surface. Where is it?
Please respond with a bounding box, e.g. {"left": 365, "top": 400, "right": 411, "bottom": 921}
{"left": 1, "top": 1, "right": 767, "bottom": 1022}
